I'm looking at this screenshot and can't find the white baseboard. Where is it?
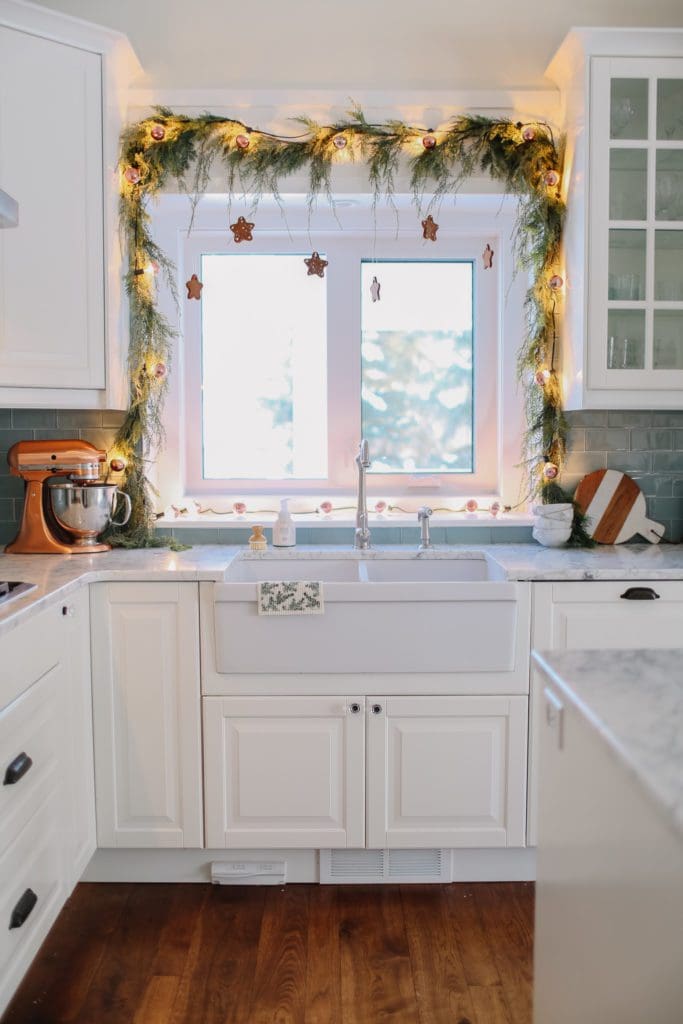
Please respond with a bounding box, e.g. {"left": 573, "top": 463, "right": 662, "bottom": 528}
{"left": 82, "top": 847, "right": 536, "bottom": 884}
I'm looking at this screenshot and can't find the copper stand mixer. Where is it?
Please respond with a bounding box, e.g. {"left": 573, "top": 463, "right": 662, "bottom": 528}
{"left": 5, "top": 439, "right": 128, "bottom": 554}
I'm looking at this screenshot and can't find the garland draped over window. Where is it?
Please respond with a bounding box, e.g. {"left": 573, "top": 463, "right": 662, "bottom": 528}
{"left": 113, "top": 105, "right": 585, "bottom": 547}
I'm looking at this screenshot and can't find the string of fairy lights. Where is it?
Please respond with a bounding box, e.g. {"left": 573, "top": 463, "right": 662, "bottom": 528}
{"left": 110, "top": 105, "right": 590, "bottom": 548}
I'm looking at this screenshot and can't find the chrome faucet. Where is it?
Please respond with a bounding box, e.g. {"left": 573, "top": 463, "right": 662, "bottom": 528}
{"left": 417, "top": 506, "right": 433, "bottom": 550}
{"left": 354, "top": 439, "right": 372, "bottom": 550}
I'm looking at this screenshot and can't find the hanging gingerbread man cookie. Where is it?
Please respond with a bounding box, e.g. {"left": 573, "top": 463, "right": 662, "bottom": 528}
{"left": 186, "top": 274, "right": 203, "bottom": 300}
{"left": 421, "top": 214, "right": 439, "bottom": 241}
{"left": 482, "top": 243, "right": 494, "bottom": 269}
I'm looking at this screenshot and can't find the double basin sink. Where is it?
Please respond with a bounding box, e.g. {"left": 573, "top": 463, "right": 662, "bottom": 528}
{"left": 214, "top": 551, "right": 521, "bottom": 676}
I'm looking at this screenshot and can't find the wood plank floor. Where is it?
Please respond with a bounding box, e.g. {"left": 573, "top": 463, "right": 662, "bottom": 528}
{"left": 3, "top": 882, "right": 534, "bottom": 1024}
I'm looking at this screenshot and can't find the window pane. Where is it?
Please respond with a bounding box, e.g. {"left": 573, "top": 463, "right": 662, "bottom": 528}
{"left": 361, "top": 260, "right": 473, "bottom": 473}
{"left": 201, "top": 254, "right": 327, "bottom": 479}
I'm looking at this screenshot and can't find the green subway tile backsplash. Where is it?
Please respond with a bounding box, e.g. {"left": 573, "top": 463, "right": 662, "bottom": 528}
{"left": 1, "top": 407, "right": 682, "bottom": 545}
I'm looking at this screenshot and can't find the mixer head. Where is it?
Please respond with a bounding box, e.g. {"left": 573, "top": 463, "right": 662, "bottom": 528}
{"left": 7, "top": 439, "right": 106, "bottom": 482}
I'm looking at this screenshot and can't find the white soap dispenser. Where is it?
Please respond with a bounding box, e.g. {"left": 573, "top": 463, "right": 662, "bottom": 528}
{"left": 273, "top": 498, "right": 296, "bottom": 547}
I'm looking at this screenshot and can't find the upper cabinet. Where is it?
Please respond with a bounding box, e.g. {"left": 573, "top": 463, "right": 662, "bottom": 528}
{"left": 547, "top": 29, "right": 683, "bottom": 408}
{"left": 0, "top": 0, "right": 140, "bottom": 409}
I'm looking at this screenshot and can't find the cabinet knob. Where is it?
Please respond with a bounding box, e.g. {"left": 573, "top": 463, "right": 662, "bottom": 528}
{"left": 3, "top": 751, "right": 33, "bottom": 786}
{"left": 62, "top": 605, "right": 75, "bottom": 617}
{"left": 10, "top": 888, "right": 38, "bottom": 930}
{"left": 371, "top": 703, "right": 383, "bottom": 715}
{"left": 348, "top": 702, "right": 361, "bottom": 715}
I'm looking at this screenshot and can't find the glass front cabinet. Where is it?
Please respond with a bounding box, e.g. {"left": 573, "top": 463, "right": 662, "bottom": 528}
{"left": 549, "top": 32, "right": 683, "bottom": 408}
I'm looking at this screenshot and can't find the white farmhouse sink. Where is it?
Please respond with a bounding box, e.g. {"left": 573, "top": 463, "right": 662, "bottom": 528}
{"left": 214, "top": 550, "right": 521, "bottom": 677}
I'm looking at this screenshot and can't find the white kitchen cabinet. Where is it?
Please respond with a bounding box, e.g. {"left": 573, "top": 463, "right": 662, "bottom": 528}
{"left": 203, "top": 695, "right": 365, "bottom": 848}
{"left": 203, "top": 693, "right": 527, "bottom": 851}
{"left": 0, "top": 0, "right": 140, "bottom": 409}
{"left": 90, "top": 582, "right": 203, "bottom": 848}
{"left": 547, "top": 29, "right": 683, "bottom": 408}
{"left": 0, "top": 596, "right": 94, "bottom": 1017}
{"left": 528, "top": 579, "right": 683, "bottom": 844}
{"left": 367, "top": 695, "right": 527, "bottom": 849}
{"left": 534, "top": 680, "right": 683, "bottom": 1024}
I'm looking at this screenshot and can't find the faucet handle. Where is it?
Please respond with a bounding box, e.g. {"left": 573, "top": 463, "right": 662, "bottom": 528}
{"left": 417, "top": 506, "right": 433, "bottom": 520}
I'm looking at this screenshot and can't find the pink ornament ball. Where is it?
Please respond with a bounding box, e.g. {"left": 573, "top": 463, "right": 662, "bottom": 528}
{"left": 465, "top": 499, "right": 478, "bottom": 513}
{"left": 233, "top": 501, "right": 247, "bottom": 514}
{"left": 374, "top": 500, "right": 387, "bottom": 513}
{"left": 535, "top": 368, "right": 551, "bottom": 386}
{"left": 422, "top": 134, "right": 437, "bottom": 149}
{"left": 549, "top": 275, "right": 564, "bottom": 291}
{"left": 319, "top": 501, "right": 333, "bottom": 514}
{"left": 544, "top": 169, "right": 560, "bottom": 188}
{"left": 124, "top": 166, "right": 141, "bottom": 184}
{"left": 235, "top": 133, "right": 250, "bottom": 150}
{"left": 153, "top": 361, "right": 166, "bottom": 379}
{"left": 543, "top": 462, "right": 559, "bottom": 480}
{"left": 109, "top": 458, "right": 125, "bottom": 473}
{"left": 490, "top": 501, "right": 501, "bottom": 517}
{"left": 150, "top": 124, "right": 166, "bottom": 141}
{"left": 333, "top": 134, "right": 347, "bottom": 149}
{"left": 522, "top": 126, "right": 536, "bottom": 142}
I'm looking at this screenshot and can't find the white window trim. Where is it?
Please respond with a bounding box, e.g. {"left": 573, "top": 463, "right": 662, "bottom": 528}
{"left": 150, "top": 193, "right": 527, "bottom": 511}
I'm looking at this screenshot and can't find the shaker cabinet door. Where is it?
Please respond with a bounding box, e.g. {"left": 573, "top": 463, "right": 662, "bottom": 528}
{"left": 203, "top": 695, "right": 365, "bottom": 849}
{"left": 0, "top": 25, "right": 105, "bottom": 389}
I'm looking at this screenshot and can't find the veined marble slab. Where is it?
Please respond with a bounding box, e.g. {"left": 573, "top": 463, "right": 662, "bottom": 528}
{"left": 1, "top": 541, "right": 683, "bottom": 637}
{"left": 534, "top": 648, "right": 683, "bottom": 838}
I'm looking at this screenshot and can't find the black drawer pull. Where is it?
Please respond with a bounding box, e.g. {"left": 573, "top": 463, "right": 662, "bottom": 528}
{"left": 3, "top": 752, "right": 33, "bottom": 786}
{"left": 10, "top": 888, "right": 37, "bottom": 930}
{"left": 620, "top": 587, "right": 661, "bottom": 601}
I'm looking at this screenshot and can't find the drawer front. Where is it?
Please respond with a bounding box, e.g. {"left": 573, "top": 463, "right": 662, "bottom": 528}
{"left": 0, "top": 665, "right": 64, "bottom": 856}
{"left": 0, "top": 602, "right": 65, "bottom": 710}
{"left": 0, "top": 792, "right": 65, "bottom": 1017}
{"left": 548, "top": 581, "right": 683, "bottom": 649}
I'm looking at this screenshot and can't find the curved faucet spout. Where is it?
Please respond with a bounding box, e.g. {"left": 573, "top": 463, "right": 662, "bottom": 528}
{"left": 354, "top": 439, "right": 372, "bottom": 550}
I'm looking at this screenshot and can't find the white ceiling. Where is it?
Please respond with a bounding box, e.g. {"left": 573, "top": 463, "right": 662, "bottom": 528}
{"left": 32, "top": 0, "right": 683, "bottom": 91}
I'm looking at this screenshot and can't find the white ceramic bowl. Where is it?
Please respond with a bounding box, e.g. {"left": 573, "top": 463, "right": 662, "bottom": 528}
{"left": 533, "top": 524, "right": 572, "bottom": 547}
{"left": 533, "top": 503, "right": 573, "bottom": 524}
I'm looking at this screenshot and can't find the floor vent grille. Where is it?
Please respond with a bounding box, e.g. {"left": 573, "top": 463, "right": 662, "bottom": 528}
{"left": 320, "top": 848, "right": 449, "bottom": 884}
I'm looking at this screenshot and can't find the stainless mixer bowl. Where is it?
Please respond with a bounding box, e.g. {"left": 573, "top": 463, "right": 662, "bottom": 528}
{"left": 49, "top": 483, "right": 131, "bottom": 546}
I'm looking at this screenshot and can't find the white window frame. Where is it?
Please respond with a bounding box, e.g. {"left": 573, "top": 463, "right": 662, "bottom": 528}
{"left": 150, "top": 194, "right": 527, "bottom": 508}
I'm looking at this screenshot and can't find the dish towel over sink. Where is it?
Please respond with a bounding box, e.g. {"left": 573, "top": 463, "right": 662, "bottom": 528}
{"left": 257, "top": 581, "right": 324, "bottom": 615}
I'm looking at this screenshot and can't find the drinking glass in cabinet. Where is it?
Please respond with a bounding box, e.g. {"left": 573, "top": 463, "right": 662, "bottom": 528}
{"left": 656, "top": 152, "right": 683, "bottom": 221}
{"left": 608, "top": 230, "right": 645, "bottom": 299}
{"left": 653, "top": 311, "right": 683, "bottom": 369}
{"left": 657, "top": 79, "right": 683, "bottom": 141}
{"left": 655, "top": 231, "right": 683, "bottom": 301}
{"left": 610, "top": 79, "right": 648, "bottom": 140}
{"left": 609, "top": 150, "right": 647, "bottom": 221}
{"left": 607, "top": 310, "right": 645, "bottom": 369}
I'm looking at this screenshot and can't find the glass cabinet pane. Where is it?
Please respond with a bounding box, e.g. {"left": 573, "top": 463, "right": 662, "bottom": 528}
{"left": 655, "top": 231, "right": 683, "bottom": 300}
{"left": 653, "top": 311, "right": 683, "bottom": 369}
{"left": 656, "top": 79, "right": 683, "bottom": 140}
{"left": 609, "top": 149, "right": 647, "bottom": 220}
{"left": 655, "top": 151, "right": 683, "bottom": 221}
{"left": 608, "top": 230, "right": 646, "bottom": 300}
{"left": 610, "top": 79, "right": 648, "bottom": 139}
{"left": 607, "top": 310, "right": 645, "bottom": 369}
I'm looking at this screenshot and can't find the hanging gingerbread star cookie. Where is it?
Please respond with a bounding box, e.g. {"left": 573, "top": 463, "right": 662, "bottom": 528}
{"left": 421, "top": 214, "right": 439, "bottom": 241}
{"left": 186, "top": 274, "right": 203, "bottom": 300}
{"left": 304, "top": 251, "right": 328, "bottom": 278}
{"left": 482, "top": 243, "right": 494, "bottom": 269}
{"left": 230, "top": 215, "right": 255, "bottom": 243}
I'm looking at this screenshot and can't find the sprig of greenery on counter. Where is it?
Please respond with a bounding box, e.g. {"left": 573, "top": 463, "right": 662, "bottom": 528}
{"left": 115, "top": 106, "right": 579, "bottom": 546}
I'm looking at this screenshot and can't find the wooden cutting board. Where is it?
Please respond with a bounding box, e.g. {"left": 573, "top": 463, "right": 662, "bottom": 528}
{"left": 574, "top": 469, "right": 665, "bottom": 544}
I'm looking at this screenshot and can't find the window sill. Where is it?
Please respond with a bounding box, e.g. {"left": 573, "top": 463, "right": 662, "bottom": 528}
{"left": 158, "top": 510, "right": 534, "bottom": 529}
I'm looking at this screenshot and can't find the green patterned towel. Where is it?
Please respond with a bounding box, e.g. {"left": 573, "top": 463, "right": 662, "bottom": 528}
{"left": 257, "top": 581, "right": 324, "bottom": 615}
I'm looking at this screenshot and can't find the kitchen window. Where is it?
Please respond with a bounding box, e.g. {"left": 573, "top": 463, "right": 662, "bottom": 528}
{"left": 151, "top": 195, "right": 526, "bottom": 506}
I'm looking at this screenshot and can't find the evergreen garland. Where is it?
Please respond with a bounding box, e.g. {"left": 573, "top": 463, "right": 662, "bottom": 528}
{"left": 116, "top": 106, "right": 587, "bottom": 547}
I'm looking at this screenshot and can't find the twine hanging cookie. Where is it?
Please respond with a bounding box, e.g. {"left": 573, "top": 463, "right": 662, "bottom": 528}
{"left": 230, "top": 215, "right": 255, "bottom": 243}
{"left": 185, "top": 274, "right": 203, "bottom": 300}
{"left": 421, "top": 214, "right": 439, "bottom": 241}
{"left": 304, "top": 251, "right": 329, "bottom": 278}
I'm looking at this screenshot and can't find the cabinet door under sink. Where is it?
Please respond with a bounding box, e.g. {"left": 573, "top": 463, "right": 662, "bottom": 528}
{"left": 203, "top": 696, "right": 365, "bottom": 848}
{"left": 366, "top": 695, "right": 527, "bottom": 849}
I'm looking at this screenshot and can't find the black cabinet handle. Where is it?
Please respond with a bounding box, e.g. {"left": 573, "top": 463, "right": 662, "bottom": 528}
{"left": 10, "top": 888, "right": 37, "bottom": 930}
{"left": 3, "top": 752, "right": 33, "bottom": 786}
{"left": 620, "top": 587, "right": 661, "bottom": 601}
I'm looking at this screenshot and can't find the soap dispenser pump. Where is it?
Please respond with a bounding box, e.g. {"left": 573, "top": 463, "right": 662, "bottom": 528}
{"left": 273, "top": 498, "right": 296, "bottom": 547}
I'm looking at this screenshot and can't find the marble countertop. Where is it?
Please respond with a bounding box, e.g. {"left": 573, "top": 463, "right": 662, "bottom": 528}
{"left": 1, "top": 541, "right": 683, "bottom": 638}
{"left": 533, "top": 648, "right": 683, "bottom": 839}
